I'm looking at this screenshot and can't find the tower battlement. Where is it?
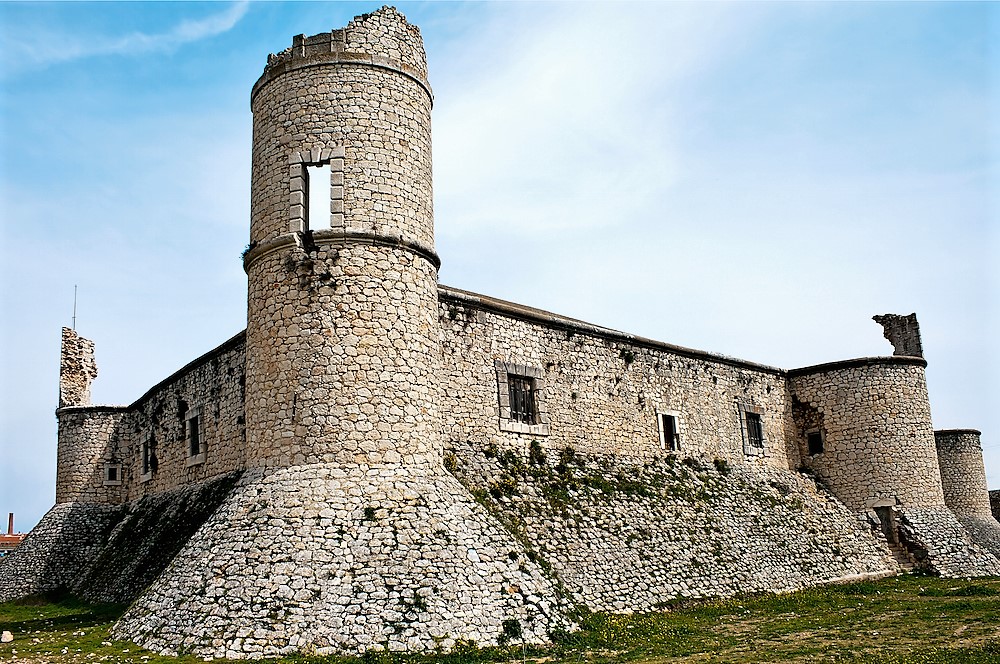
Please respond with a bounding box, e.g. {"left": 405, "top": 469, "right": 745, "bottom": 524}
{"left": 253, "top": 6, "right": 430, "bottom": 105}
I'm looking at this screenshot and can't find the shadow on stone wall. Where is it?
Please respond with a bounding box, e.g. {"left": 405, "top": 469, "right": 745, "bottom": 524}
{"left": 0, "top": 472, "right": 241, "bottom": 605}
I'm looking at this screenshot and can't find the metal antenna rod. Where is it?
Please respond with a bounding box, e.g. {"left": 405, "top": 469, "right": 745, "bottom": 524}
{"left": 72, "top": 285, "right": 77, "bottom": 330}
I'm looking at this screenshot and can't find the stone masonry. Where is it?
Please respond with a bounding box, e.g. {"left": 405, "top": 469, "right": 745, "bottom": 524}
{"left": 2, "top": 6, "right": 998, "bottom": 660}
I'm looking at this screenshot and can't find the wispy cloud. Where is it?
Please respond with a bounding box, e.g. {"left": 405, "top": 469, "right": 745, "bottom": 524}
{"left": 2, "top": 1, "right": 248, "bottom": 75}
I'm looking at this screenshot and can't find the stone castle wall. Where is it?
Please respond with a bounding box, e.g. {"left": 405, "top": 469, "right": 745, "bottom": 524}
{"left": 789, "top": 358, "right": 944, "bottom": 511}
{"left": 54, "top": 332, "right": 246, "bottom": 504}
{"left": 439, "top": 287, "right": 800, "bottom": 471}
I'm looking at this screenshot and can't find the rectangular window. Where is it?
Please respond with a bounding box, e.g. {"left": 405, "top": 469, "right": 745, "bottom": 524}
{"left": 185, "top": 409, "right": 206, "bottom": 467}
{"left": 807, "top": 430, "right": 824, "bottom": 455}
{"left": 140, "top": 433, "right": 154, "bottom": 482}
{"left": 660, "top": 413, "right": 680, "bottom": 451}
{"left": 306, "top": 163, "right": 332, "bottom": 230}
{"left": 508, "top": 374, "right": 537, "bottom": 425}
{"left": 103, "top": 462, "right": 122, "bottom": 486}
{"left": 496, "top": 361, "right": 550, "bottom": 436}
{"left": 746, "top": 412, "right": 764, "bottom": 448}
{"left": 188, "top": 415, "right": 201, "bottom": 457}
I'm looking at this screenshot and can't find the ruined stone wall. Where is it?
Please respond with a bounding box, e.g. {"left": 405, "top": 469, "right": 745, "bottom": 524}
{"left": 789, "top": 358, "right": 944, "bottom": 511}
{"left": 438, "top": 287, "right": 799, "bottom": 471}
{"left": 59, "top": 327, "right": 98, "bottom": 407}
{"left": 991, "top": 490, "right": 1000, "bottom": 522}
{"left": 872, "top": 313, "right": 923, "bottom": 358}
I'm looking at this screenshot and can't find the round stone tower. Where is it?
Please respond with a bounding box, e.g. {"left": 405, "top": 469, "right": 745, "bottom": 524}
{"left": 935, "top": 429, "right": 993, "bottom": 518}
{"left": 242, "top": 8, "right": 440, "bottom": 469}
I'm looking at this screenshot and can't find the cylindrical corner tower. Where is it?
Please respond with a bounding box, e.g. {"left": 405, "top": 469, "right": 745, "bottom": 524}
{"left": 935, "top": 429, "right": 993, "bottom": 518}
{"left": 242, "top": 8, "right": 440, "bottom": 468}
{"left": 789, "top": 357, "right": 945, "bottom": 512}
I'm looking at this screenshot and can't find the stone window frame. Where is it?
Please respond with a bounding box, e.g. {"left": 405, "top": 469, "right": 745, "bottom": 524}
{"left": 140, "top": 431, "right": 154, "bottom": 483}
{"left": 102, "top": 462, "right": 122, "bottom": 486}
{"left": 806, "top": 428, "right": 825, "bottom": 456}
{"left": 289, "top": 147, "right": 345, "bottom": 233}
{"left": 184, "top": 406, "right": 206, "bottom": 467}
{"left": 737, "top": 401, "right": 767, "bottom": 456}
{"left": 656, "top": 409, "right": 682, "bottom": 452}
{"left": 495, "top": 360, "right": 550, "bottom": 436}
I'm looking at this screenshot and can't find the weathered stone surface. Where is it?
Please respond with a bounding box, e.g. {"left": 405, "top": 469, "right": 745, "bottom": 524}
{"left": 450, "top": 444, "right": 900, "bottom": 609}
{"left": 0, "top": 502, "right": 122, "bottom": 602}
{"left": 0, "top": 473, "right": 241, "bottom": 604}
{"left": 112, "top": 464, "right": 572, "bottom": 659}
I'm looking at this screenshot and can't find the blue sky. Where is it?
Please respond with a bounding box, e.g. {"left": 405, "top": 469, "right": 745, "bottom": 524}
{"left": 1, "top": 1, "right": 997, "bottom": 531}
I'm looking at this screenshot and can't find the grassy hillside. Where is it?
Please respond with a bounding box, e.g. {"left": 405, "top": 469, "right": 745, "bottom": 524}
{"left": 1, "top": 575, "right": 998, "bottom": 663}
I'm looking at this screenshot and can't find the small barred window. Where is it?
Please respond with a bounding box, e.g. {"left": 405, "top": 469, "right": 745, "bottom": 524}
{"left": 508, "top": 374, "right": 537, "bottom": 425}
{"left": 746, "top": 412, "right": 764, "bottom": 448}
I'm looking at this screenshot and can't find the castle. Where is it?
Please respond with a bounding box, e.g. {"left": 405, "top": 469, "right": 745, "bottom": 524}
{"left": 2, "top": 7, "right": 999, "bottom": 659}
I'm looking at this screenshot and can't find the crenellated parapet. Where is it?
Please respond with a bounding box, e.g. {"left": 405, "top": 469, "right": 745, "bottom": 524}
{"left": 252, "top": 6, "right": 430, "bottom": 106}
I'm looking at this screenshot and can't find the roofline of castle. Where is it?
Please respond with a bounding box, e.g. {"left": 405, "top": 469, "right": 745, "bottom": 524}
{"left": 59, "top": 288, "right": 926, "bottom": 417}
{"left": 56, "top": 329, "right": 247, "bottom": 416}
{"left": 438, "top": 284, "right": 787, "bottom": 376}
{"left": 787, "top": 355, "right": 927, "bottom": 378}
{"left": 934, "top": 428, "right": 983, "bottom": 436}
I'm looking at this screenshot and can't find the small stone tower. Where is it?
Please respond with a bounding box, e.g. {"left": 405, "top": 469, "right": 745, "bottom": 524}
{"left": 936, "top": 430, "right": 993, "bottom": 518}
{"left": 242, "top": 7, "right": 441, "bottom": 468}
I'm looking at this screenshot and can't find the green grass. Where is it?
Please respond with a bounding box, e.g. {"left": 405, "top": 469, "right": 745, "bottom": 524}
{"left": 2, "top": 576, "right": 999, "bottom": 663}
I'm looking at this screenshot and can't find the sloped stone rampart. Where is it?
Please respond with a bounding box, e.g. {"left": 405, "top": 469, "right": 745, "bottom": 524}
{"left": 448, "top": 443, "right": 897, "bottom": 612}
{"left": 897, "top": 507, "right": 1000, "bottom": 577}
{"left": 0, "top": 502, "right": 122, "bottom": 602}
{"left": 113, "top": 463, "right": 572, "bottom": 659}
{"left": 73, "top": 472, "right": 242, "bottom": 604}
{"left": 0, "top": 473, "right": 241, "bottom": 605}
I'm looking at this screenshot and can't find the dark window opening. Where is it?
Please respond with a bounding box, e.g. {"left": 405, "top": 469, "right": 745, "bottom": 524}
{"left": 141, "top": 437, "right": 154, "bottom": 475}
{"left": 188, "top": 416, "right": 201, "bottom": 457}
{"left": 746, "top": 412, "right": 764, "bottom": 448}
{"left": 107, "top": 466, "right": 118, "bottom": 482}
{"left": 508, "top": 374, "right": 537, "bottom": 425}
{"left": 807, "top": 430, "right": 824, "bottom": 455}
{"left": 661, "top": 414, "right": 680, "bottom": 451}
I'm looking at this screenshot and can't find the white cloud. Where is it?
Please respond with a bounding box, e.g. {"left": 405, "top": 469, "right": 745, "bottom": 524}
{"left": 432, "top": 3, "right": 762, "bottom": 238}
{"left": 2, "top": 1, "right": 248, "bottom": 74}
